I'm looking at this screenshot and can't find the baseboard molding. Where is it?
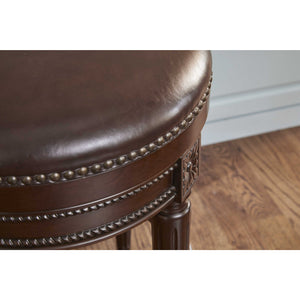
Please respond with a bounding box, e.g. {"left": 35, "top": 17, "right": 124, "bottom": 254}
{"left": 202, "top": 82, "right": 300, "bottom": 145}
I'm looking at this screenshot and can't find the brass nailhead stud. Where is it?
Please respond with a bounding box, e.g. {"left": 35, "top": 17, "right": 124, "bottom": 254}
{"left": 64, "top": 170, "right": 74, "bottom": 179}
{"left": 117, "top": 156, "right": 126, "bottom": 165}
{"left": 91, "top": 164, "right": 101, "bottom": 173}
{"left": 148, "top": 143, "right": 156, "bottom": 151}
{"left": 129, "top": 151, "right": 137, "bottom": 160}
{"left": 22, "top": 176, "right": 32, "bottom": 185}
{"left": 186, "top": 113, "right": 193, "bottom": 122}
{"left": 7, "top": 176, "right": 17, "bottom": 185}
{"left": 156, "top": 137, "right": 164, "bottom": 145}
{"left": 139, "top": 147, "right": 147, "bottom": 156}
{"left": 36, "top": 174, "right": 46, "bottom": 183}
{"left": 165, "top": 132, "right": 172, "bottom": 140}
{"left": 171, "top": 127, "right": 179, "bottom": 136}
{"left": 77, "top": 167, "right": 88, "bottom": 176}
{"left": 50, "top": 173, "right": 60, "bottom": 181}
{"left": 198, "top": 100, "right": 204, "bottom": 109}
{"left": 193, "top": 107, "right": 200, "bottom": 115}
{"left": 0, "top": 177, "right": 2, "bottom": 184}
{"left": 180, "top": 120, "right": 187, "bottom": 129}
{"left": 104, "top": 160, "right": 114, "bottom": 169}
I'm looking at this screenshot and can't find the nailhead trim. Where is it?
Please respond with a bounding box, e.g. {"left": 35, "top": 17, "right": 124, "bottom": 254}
{"left": 0, "top": 165, "right": 177, "bottom": 223}
{"left": 0, "top": 187, "right": 176, "bottom": 248}
{"left": 0, "top": 75, "right": 212, "bottom": 187}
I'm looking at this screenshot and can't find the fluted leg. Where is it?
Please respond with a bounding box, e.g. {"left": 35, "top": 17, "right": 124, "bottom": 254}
{"left": 151, "top": 200, "right": 191, "bottom": 250}
{"left": 116, "top": 230, "right": 131, "bottom": 250}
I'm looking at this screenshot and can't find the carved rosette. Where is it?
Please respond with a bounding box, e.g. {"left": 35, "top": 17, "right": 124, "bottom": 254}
{"left": 181, "top": 139, "right": 200, "bottom": 199}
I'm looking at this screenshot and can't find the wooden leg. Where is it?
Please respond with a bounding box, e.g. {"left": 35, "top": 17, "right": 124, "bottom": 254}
{"left": 116, "top": 230, "right": 131, "bottom": 250}
{"left": 151, "top": 200, "right": 191, "bottom": 250}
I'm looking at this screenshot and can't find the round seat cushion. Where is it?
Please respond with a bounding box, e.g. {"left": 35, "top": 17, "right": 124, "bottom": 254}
{"left": 0, "top": 51, "right": 211, "bottom": 181}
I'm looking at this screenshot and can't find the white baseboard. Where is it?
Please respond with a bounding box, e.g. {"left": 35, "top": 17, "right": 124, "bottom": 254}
{"left": 202, "top": 82, "right": 300, "bottom": 146}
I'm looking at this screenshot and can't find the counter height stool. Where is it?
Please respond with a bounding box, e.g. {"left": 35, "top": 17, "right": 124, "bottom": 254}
{"left": 0, "top": 51, "right": 212, "bottom": 250}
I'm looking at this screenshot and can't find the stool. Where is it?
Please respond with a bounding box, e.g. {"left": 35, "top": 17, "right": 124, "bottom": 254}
{"left": 0, "top": 51, "right": 212, "bottom": 250}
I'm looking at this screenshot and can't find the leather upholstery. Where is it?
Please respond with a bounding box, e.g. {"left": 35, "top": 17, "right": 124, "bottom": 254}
{"left": 0, "top": 51, "right": 212, "bottom": 176}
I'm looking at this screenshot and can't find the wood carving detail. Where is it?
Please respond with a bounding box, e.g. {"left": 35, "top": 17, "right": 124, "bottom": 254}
{"left": 182, "top": 139, "right": 200, "bottom": 199}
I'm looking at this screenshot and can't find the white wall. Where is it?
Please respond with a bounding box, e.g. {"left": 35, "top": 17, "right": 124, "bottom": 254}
{"left": 202, "top": 51, "right": 300, "bottom": 145}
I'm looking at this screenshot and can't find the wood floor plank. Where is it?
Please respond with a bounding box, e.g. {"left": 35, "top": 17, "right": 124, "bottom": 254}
{"left": 237, "top": 132, "right": 300, "bottom": 235}
{"left": 249, "top": 215, "right": 300, "bottom": 249}
{"left": 79, "top": 126, "right": 300, "bottom": 250}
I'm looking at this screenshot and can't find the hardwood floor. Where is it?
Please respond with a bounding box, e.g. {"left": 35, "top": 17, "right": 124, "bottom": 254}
{"left": 80, "top": 126, "right": 300, "bottom": 250}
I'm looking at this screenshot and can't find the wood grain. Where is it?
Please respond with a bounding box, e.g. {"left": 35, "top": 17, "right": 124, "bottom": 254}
{"left": 79, "top": 126, "right": 300, "bottom": 250}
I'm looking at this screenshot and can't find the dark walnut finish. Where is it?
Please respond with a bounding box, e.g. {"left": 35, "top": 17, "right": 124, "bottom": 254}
{"left": 0, "top": 51, "right": 212, "bottom": 250}
{"left": 116, "top": 231, "right": 131, "bottom": 250}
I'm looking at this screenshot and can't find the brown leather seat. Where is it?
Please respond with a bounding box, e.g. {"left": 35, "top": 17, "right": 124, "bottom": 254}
{"left": 0, "top": 51, "right": 211, "bottom": 176}
{"left": 0, "top": 51, "right": 212, "bottom": 249}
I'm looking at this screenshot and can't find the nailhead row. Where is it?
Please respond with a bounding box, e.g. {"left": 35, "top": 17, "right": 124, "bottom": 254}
{"left": 0, "top": 165, "right": 177, "bottom": 222}
{"left": 0, "top": 76, "right": 212, "bottom": 186}
{"left": 0, "top": 187, "right": 176, "bottom": 248}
